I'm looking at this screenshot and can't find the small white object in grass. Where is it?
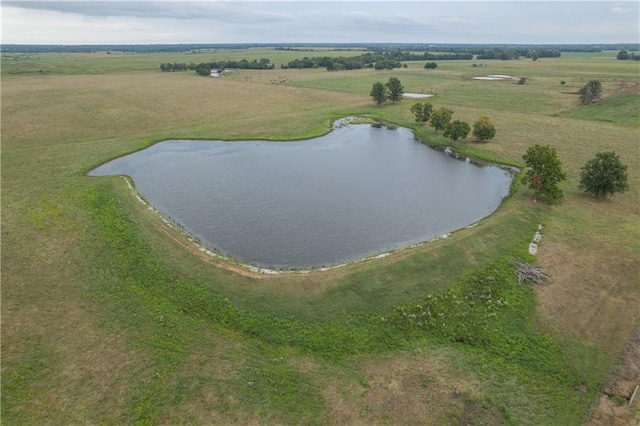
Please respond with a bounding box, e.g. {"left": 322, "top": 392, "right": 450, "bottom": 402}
{"left": 529, "top": 243, "right": 538, "bottom": 255}
{"left": 472, "top": 75, "right": 515, "bottom": 81}
{"left": 403, "top": 93, "right": 434, "bottom": 98}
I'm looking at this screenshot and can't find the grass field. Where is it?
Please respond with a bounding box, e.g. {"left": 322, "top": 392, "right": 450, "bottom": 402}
{"left": 2, "top": 49, "right": 639, "bottom": 424}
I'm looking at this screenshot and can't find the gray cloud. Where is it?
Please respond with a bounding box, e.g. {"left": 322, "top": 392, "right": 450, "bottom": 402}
{"left": 2, "top": 1, "right": 293, "bottom": 23}
{"left": 2, "top": 1, "right": 638, "bottom": 44}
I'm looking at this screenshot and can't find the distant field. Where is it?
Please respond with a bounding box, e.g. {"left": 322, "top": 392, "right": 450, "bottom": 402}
{"left": 0, "top": 48, "right": 367, "bottom": 76}
{"left": 2, "top": 49, "right": 639, "bottom": 425}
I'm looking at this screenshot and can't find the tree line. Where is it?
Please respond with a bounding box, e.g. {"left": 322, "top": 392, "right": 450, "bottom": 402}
{"left": 159, "top": 63, "right": 190, "bottom": 72}
{"left": 283, "top": 56, "right": 368, "bottom": 71}
{"left": 369, "top": 78, "right": 495, "bottom": 143}
{"left": 616, "top": 50, "right": 640, "bottom": 61}
{"left": 282, "top": 51, "right": 472, "bottom": 71}
{"left": 475, "top": 48, "right": 561, "bottom": 60}
{"left": 199, "top": 58, "right": 275, "bottom": 70}
{"left": 409, "top": 102, "right": 496, "bottom": 143}
{"left": 281, "top": 48, "right": 564, "bottom": 71}
{"left": 160, "top": 58, "right": 275, "bottom": 75}
{"left": 427, "top": 44, "right": 627, "bottom": 53}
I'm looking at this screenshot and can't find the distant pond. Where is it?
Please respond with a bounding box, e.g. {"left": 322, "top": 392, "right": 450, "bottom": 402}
{"left": 89, "top": 120, "right": 514, "bottom": 269}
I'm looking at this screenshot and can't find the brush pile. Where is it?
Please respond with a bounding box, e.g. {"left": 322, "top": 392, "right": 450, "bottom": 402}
{"left": 514, "top": 261, "right": 549, "bottom": 284}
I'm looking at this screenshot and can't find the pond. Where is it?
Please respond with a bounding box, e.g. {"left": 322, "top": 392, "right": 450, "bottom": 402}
{"left": 89, "top": 121, "right": 514, "bottom": 269}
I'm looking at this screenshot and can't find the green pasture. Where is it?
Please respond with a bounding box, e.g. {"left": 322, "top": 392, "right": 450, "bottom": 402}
{"left": 2, "top": 50, "right": 639, "bottom": 424}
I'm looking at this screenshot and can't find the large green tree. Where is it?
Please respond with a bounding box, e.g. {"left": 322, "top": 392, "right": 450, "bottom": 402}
{"left": 522, "top": 144, "right": 567, "bottom": 201}
{"left": 617, "top": 50, "right": 630, "bottom": 60}
{"left": 429, "top": 107, "right": 453, "bottom": 134}
{"left": 443, "top": 120, "right": 471, "bottom": 141}
{"left": 385, "top": 77, "right": 404, "bottom": 103}
{"left": 472, "top": 116, "right": 496, "bottom": 142}
{"left": 579, "top": 151, "right": 629, "bottom": 198}
{"left": 195, "top": 63, "right": 211, "bottom": 76}
{"left": 578, "top": 80, "right": 602, "bottom": 104}
{"left": 370, "top": 81, "right": 387, "bottom": 105}
{"left": 410, "top": 102, "right": 433, "bottom": 125}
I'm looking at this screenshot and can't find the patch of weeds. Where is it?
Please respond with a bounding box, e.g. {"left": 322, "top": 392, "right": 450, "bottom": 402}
{"left": 420, "top": 374, "right": 435, "bottom": 388}
{"left": 1, "top": 340, "right": 59, "bottom": 423}
{"left": 387, "top": 258, "right": 529, "bottom": 347}
{"left": 357, "top": 375, "right": 370, "bottom": 388}
{"left": 346, "top": 117, "right": 379, "bottom": 126}
{"left": 238, "top": 363, "right": 324, "bottom": 424}
{"left": 610, "top": 395, "right": 628, "bottom": 406}
{"left": 386, "top": 257, "right": 599, "bottom": 423}
{"left": 29, "top": 196, "right": 66, "bottom": 230}
{"left": 447, "top": 393, "right": 505, "bottom": 426}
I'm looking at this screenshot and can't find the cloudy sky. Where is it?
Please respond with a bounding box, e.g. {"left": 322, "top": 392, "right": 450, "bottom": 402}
{"left": 2, "top": 1, "right": 638, "bottom": 45}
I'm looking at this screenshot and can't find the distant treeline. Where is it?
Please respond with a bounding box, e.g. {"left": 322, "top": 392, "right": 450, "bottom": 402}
{"left": 160, "top": 59, "right": 276, "bottom": 76}
{"left": 282, "top": 51, "right": 473, "bottom": 71}
{"left": 204, "top": 58, "right": 274, "bottom": 70}
{"left": 2, "top": 43, "right": 639, "bottom": 54}
{"left": 426, "top": 44, "right": 639, "bottom": 53}
{"left": 617, "top": 50, "right": 640, "bottom": 61}
{"left": 474, "top": 48, "right": 561, "bottom": 60}
{"left": 160, "top": 59, "right": 275, "bottom": 74}
{"left": 160, "top": 63, "right": 190, "bottom": 72}
{"left": 281, "top": 48, "right": 563, "bottom": 71}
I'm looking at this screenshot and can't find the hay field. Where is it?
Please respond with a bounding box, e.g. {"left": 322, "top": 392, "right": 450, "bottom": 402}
{"left": 2, "top": 50, "right": 639, "bottom": 425}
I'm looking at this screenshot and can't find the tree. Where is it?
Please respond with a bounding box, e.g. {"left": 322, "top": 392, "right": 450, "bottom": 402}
{"left": 385, "top": 77, "right": 404, "bottom": 103}
{"left": 617, "top": 50, "right": 630, "bottom": 60}
{"left": 429, "top": 107, "right": 453, "bottom": 134}
{"left": 410, "top": 102, "right": 433, "bottom": 125}
{"left": 472, "top": 116, "right": 496, "bottom": 142}
{"left": 195, "top": 63, "right": 211, "bottom": 76}
{"left": 578, "top": 80, "right": 602, "bottom": 104}
{"left": 370, "top": 81, "right": 387, "bottom": 105}
{"left": 424, "top": 62, "right": 438, "bottom": 69}
{"left": 579, "top": 151, "right": 629, "bottom": 198}
{"left": 518, "top": 77, "right": 527, "bottom": 85}
{"left": 443, "top": 120, "right": 471, "bottom": 141}
{"left": 522, "top": 144, "right": 567, "bottom": 201}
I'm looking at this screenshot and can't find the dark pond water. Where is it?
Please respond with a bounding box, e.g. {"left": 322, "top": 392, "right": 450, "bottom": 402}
{"left": 89, "top": 122, "right": 513, "bottom": 269}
